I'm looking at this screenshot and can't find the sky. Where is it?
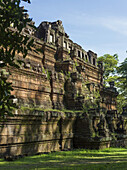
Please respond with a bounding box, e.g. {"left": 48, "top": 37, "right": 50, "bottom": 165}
{"left": 21, "top": 0, "right": 127, "bottom": 63}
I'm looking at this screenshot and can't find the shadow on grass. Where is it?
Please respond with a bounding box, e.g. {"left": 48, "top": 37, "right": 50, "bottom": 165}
{"left": 0, "top": 148, "right": 127, "bottom": 170}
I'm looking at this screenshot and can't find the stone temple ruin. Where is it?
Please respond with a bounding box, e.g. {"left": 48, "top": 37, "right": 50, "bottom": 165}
{"left": 0, "top": 19, "right": 127, "bottom": 157}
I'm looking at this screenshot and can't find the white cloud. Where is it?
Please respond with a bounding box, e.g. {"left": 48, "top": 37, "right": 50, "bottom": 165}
{"left": 63, "top": 12, "right": 127, "bottom": 36}
{"left": 100, "top": 17, "right": 127, "bottom": 36}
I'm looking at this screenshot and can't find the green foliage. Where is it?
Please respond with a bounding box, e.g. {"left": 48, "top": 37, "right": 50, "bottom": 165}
{"left": 74, "top": 60, "right": 78, "bottom": 67}
{"left": 46, "top": 70, "right": 51, "bottom": 80}
{"left": 85, "top": 58, "right": 88, "bottom": 63}
{"left": 97, "top": 54, "right": 119, "bottom": 84}
{"left": 0, "top": 70, "right": 17, "bottom": 118}
{"left": 20, "top": 106, "right": 82, "bottom": 115}
{"left": 42, "top": 67, "right": 46, "bottom": 74}
{"left": 116, "top": 95, "right": 127, "bottom": 113}
{"left": 65, "top": 71, "right": 71, "bottom": 80}
{"left": 97, "top": 54, "right": 127, "bottom": 113}
{"left": 117, "top": 58, "right": 127, "bottom": 111}
{"left": 0, "top": 0, "right": 34, "bottom": 117}
{"left": 117, "top": 58, "right": 127, "bottom": 96}
{"left": 0, "top": 0, "right": 34, "bottom": 68}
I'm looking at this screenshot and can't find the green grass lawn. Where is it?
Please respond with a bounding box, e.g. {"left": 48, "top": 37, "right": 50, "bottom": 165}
{"left": 0, "top": 148, "right": 127, "bottom": 170}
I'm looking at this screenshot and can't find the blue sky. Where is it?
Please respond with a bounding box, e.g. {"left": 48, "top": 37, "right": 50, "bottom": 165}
{"left": 21, "top": 0, "right": 127, "bottom": 63}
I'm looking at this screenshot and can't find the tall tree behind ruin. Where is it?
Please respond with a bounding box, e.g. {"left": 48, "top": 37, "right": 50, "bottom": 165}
{"left": 97, "top": 54, "right": 127, "bottom": 113}
{"left": 97, "top": 54, "right": 119, "bottom": 85}
{"left": 117, "top": 58, "right": 127, "bottom": 112}
{"left": 0, "top": 0, "right": 34, "bottom": 118}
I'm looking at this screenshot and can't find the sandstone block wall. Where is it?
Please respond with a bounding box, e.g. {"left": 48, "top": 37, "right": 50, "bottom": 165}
{"left": 0, "top": 110, "right": 127, "bottom": 157}
{"left": 0, "top": 111, "right": 76, "bottom": 157}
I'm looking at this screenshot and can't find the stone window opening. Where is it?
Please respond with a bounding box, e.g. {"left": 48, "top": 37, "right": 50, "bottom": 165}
{"left": 69, "top": 45, "right": 72, "bottom": 51}
{"left": 93, "top": 58, "right": 96, "bottom": 66}
{"left": 50, "top": 34, "right": 53, "bottom": 43}
{"left": 82, "top": 52, "right": 84, "bottom": 60}
{"left": 78, "top": 50, "right": 81, "bottom": 58}
{"left": 63, "top": 41, "right": 67, "bottom": 48}
{"left": 89, "top": 55, "right": 91, "bottom": 63}
{"left": 24, "top": 28, "right": 30, "bottom": 34}
{"left": 85, "top": 55, "right": 88, "bottom": 61}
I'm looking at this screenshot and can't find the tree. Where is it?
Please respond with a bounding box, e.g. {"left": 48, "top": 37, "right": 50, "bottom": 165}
{"left": 0, "top": 0, "right": 34, "bottom": 118}
{"left": 97, "top": 54, "right": 119, "bottom": 85}
{"left": 97, "top": 54, "right": 124, "bottom": 113}
{"left": 97, "top": 54, "right": 127, "bottom": 113}
{"left": 117, "top": 58, "right": 127, "bottom": 112}
{"left": 117, "top": 58, "right": 127, "bottom": 94}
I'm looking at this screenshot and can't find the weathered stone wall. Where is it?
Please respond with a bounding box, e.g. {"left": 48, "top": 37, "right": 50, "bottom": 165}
{"left": 0, "top": 111, "right": 76, "bottom": 157}
{"left": 0, "top": 110, "right": 127, "bottom": 157}
{"left": 9, "top": 68, "right": 52, "bottom": 109}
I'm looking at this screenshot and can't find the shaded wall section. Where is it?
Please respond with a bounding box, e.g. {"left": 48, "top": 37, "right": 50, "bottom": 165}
{"left": 0, "top": 111, "right": 76, "bottom": 157}
{"left": 0, "top": 110, "right": 127, "bottom": 157}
